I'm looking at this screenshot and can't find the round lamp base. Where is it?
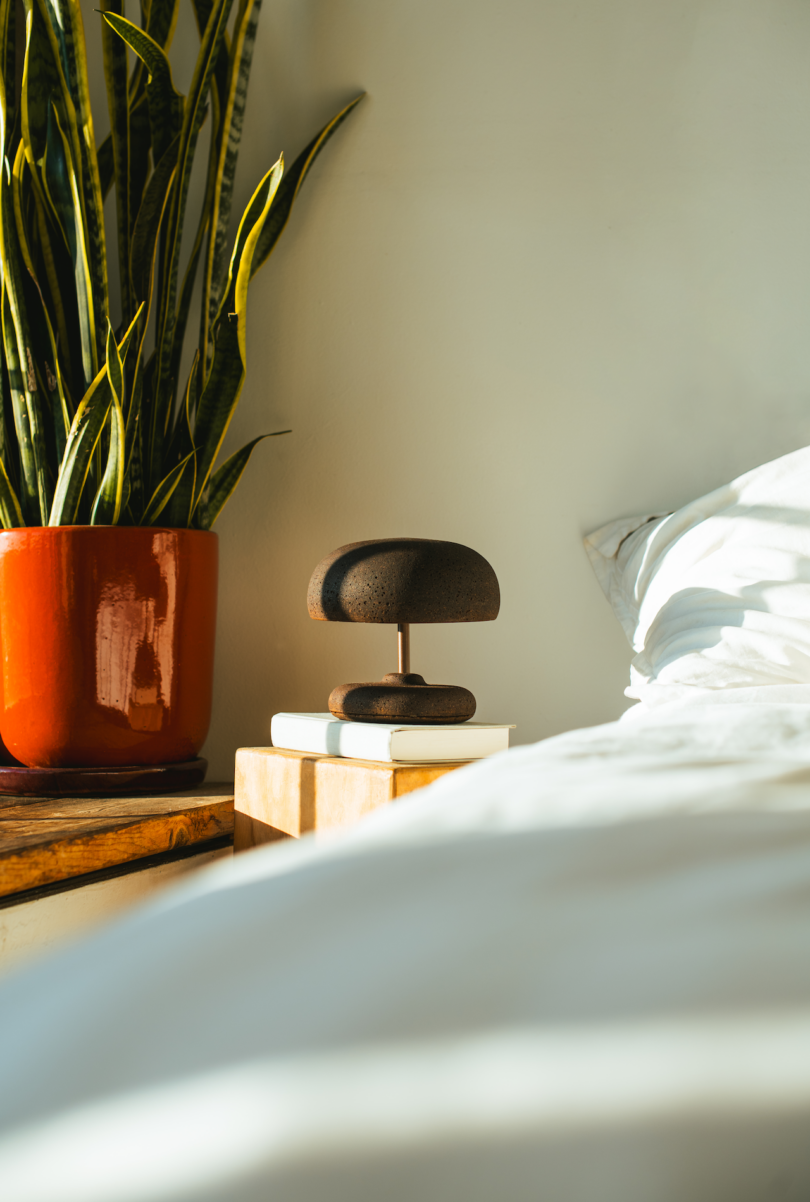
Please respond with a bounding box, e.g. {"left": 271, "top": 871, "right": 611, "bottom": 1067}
{"left": 329, "top": 674, "right": 476, "bottom": 724}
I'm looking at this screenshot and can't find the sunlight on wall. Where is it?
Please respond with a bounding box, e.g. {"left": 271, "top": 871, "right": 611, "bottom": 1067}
{"left": 81, "top": 1, "right": 810, "bottom": 776}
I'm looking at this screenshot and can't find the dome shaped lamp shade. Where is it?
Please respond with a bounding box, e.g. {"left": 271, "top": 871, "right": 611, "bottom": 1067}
{"left": 307, "top": 539, "right": 500, "bottom": 723}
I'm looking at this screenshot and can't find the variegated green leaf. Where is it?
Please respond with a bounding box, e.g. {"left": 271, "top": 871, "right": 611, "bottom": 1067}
{"left": 130, "top": 134, "right": 179, "bottom": 305}
{"left": 0, "top": 453, "right": 23, "bottom": 528}
{"left": 251, "top": 94, "right": 364, "bottom": 279}
{"left": 197, "top": 430, "right": 288, "bottom": 530}
{"left": 0, "top": 0, "right": 359, "bottom": 529}
{"left": 49, "top": 363, "right": 112, "bottom": 525}
{"left": 100, "top": 0, "right": 132, "bottom": 324}
{"left": 129, "top": 0, "right": 180, "bottom": 102}
{"left": 97, "top": 133, "right": 114, "bottom": 198}
{"left": 0, "top": 288, "right": 37, "bottom": 523}
{"left": 35, "top": 0, "right": 109, "bottom": 361}
{"left": 128, "top": 95, "right": 151, "bottom": 248}
{"left": 146, "top": 0, "right": 180, "bottom": 51}
{"left": 51, "top": 0, "right": 109, "bottom": 358}
{"left": 193, "top": 157, "right": 281, "bottom": 505}
{"left": 26, "top": 157, "right": 74, "bottom": 385}
{"left": 162, "top": 348, "right": 200, "bottom": 525}
{"left": 154, "top": 0, "right": 233, "bottom": 424}
{"left": 0, "top": 157, "right": 52, "bottom": 523}
{"left": 0, "top": 337, "right": 12, "bottom": 482}
{"left": 0, "top": 0, "right": 17, "bottom": 136}
{"left": 49, "top": 305, "right": 142, "bottom": 525}
{"left": 42, "top": 102, "right": 96, "bottom": 390}
{"left": 201, "top": 0, "right": 262, "bottom": 361}
{"left": 90, "top": 322, "right": 125, "bottom": 524}
{"left": 189, "top": 0, "right": 230, "bottom": 111}
{"left": 141, "top": 450, "right": 194, "bottom": 525}
{"left": 101, "top": 12, "right": 184, "bottom": 168}
{"left": 21, "top": 0, "right": 67, "bottom": 169}
{"left": 12, "top": 144, "right": 72, "bottom": 465}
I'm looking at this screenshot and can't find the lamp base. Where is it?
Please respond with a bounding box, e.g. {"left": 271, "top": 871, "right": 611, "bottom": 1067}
{"left": 328, "top": 673, "right": 476, "bottom": 724}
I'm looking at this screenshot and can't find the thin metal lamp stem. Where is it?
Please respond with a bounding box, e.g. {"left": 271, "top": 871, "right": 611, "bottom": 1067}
{"left": 397, "top": 623, "right": 410, "bottom": 675}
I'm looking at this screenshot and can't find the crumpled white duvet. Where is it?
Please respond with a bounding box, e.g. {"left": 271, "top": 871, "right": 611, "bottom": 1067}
{"left": 3, "top": 703, "right": 810, "bottom": 1201}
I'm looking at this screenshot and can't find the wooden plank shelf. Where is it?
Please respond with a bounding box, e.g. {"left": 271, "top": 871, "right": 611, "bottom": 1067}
{"left": 0, "top": 785, "right": 235, "bottom": 901}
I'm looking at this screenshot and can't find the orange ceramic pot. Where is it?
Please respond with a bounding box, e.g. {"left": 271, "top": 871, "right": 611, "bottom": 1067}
{"left": 0, "top": 527, "right": 218, "bottom": 768}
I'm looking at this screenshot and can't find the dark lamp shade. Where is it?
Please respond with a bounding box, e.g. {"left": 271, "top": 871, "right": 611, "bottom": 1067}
{"left": 307, "top": 538, "right": 500, "bottom": 624}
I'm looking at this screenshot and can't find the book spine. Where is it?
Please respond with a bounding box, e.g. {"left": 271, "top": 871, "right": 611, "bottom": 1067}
{"left": 270, "top": 716, "right": 330, "bottom": 755}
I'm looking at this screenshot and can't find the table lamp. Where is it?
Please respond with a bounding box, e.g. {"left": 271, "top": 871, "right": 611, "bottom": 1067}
{"left": 307, "top": 538, "right": 500, "bottom": 723}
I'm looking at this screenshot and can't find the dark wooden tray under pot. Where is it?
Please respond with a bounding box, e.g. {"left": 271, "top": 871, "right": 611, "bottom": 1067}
{"left": 0, "top": 758, "right": 208, "bottom": 797}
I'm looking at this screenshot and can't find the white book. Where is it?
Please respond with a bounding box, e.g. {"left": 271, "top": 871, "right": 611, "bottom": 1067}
{"left": 270, "top": 712, "right": 514, "bottom": 764}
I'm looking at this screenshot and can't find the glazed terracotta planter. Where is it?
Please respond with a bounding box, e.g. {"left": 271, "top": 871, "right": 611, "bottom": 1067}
{"left": 0, "top": 527, "right": 218, "bottom": 769}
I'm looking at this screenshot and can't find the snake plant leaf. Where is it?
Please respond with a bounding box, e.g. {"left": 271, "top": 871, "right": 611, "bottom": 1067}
{"left": 90, "top": 321, "right": 125, "bottom": 524}
{"left": 125, "top": 402, "right": 145, "bottom": 521}
{"left": 141, "top": 449, "right": 194, "bottom": 525}
{"left": 11, "top": 142, "right": 39, "bottom": 283}
{"left": 0, "top": 163, "right": 53, "bottom": 523}
{"left": 146, "top": 0, "right": 180, "bottom": 53}
{"left": 0, "top": 0, "right": 16, "bottom": 134}
{"left": 164, "top": 137, "right": 214, "bottom": 430}
{"left": 130, "top": 134, "right": 179, "bottom": 305}
{"left": 128, "top": 95, "right": 152, "bottom": 250}
{"left": 201, "top": 0, "right": 262, "bottom": 360}
{"left": 189, "top": 0, "right": 230, "bottom": 113}
{"left": 101, "top": 12, "right": 185, "bottom": 169}
{"left": 49, "top": 365, "right": 111, "bottom": 525}
{"left": 192, "top": 157, "right": 282, "bottom": 505}
{"left": 26, "top": 158, "right": 74, "bottom": 383}
{"left": 0, "top": 331, "right": 11, "bottom": 472}
{"left": 37, "top": 0, "right": 70, "bottom": 83}
{"left": 12, "top": 148, "right": 72, "bottom": 464}
{"left": 0, "top": 303, "right": 22, "bottom": 530}
{"left": 1, "top": 288, "right": 37, "bottom": 523}
{"left": 100, "top": 1, "right": 132, "bottom": 324}
{"left": 197, "top": 430, "right": 289, "bottom": 530}
{"left": 97, "top": 132, "right": 113, "bottom": 198}
{"left": 210, "top": 155, "right": 283, "bottom": 337}
{"left": 0, "top": 453, "right": 23, "bottom": 527}
{"left": 0, "top": 0, "right": 360, "bottom": 529}
{"left": 48, "top": 304, "right": 142, "bottom": 525}
{"left": 122, "top": 0, "right": 181, "bottom": 216}
{"left": 161, "top": 348, "right": 199, "bottom": 525}
{"left": 42, "top": 102, "right": 96, "bottom": 390}
{"left": 155, "top": 90, "right": 218, "bottom": 448}
{"left": 32, "top": 0, "right": 109, "bottom": 360}
{"left": 43, "top": 0, "right": 108, "bottom": 359}
{"left": 155, "top": 0, "right": 233, "bottom": 415}
{"left": 47, "top": 345, "right": 71, "bottom": 465}
{"left": 251, "top": 94, "right": 364, "bottom": 280}
{"left": 21, "top": 0, "right": 65, "bottom": 168}
{"left": 128, "top": 0, "right": 180, "bottom": 105}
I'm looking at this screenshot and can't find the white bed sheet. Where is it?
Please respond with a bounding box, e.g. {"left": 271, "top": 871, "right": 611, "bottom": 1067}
{"left": 2, "top": 704, "right": 810, "bottom": 1200}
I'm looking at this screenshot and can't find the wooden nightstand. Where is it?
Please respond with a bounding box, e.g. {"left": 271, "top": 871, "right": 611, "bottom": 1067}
{"left": 234, "top": 747, "right": 465, "bottom": 850}
{"left": 0, "top": 786, "right": 234, "bottom": 974}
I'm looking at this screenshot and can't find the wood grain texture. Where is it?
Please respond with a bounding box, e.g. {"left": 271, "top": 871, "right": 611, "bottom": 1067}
{"left": 234, "top": 747, "right": 464, "bottom": 849}
{"left": 0, "top": 785, "right": 234, "bottom": 899}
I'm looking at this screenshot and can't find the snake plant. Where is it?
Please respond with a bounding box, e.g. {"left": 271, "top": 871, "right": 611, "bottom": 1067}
{"left": 0, "top": 0, "right": 361, "bottom": 529}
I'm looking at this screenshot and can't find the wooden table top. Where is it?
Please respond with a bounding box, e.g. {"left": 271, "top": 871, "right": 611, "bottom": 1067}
{"left": 0, "top": 785, "right": 235, "bottom": 901}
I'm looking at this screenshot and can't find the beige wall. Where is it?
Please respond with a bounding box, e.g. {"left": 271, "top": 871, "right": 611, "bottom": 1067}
{"left": 88, "top": 2, "right": 810, "bottom": 778}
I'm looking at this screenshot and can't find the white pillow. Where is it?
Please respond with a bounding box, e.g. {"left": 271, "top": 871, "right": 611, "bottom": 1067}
{"left": 585, "top": 445, "right": 810, "bottom": 709}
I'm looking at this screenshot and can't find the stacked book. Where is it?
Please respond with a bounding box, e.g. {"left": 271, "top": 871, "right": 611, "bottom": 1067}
{"left": 270, "top": 713, "right": 514, "bottom": 764}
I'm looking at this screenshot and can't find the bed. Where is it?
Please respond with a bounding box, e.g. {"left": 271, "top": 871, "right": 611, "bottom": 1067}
{"left": 2, "top": 448, "right": 810, "bottom": 1200}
